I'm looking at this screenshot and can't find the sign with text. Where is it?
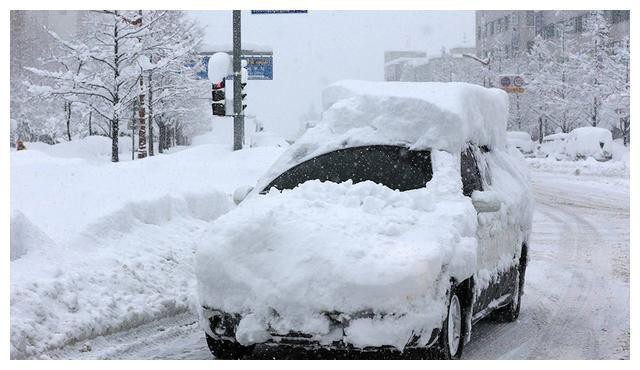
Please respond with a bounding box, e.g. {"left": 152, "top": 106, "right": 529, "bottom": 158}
{"left": 250, "top": 10, "right": 308, "bottom": 14}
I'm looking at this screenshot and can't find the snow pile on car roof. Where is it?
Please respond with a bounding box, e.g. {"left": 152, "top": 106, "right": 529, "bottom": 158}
{"left": 254, "top": 80, "right": 508, "bottom": 192}
{"left": 196, "top": 151, "right": 479, "bottom": 349}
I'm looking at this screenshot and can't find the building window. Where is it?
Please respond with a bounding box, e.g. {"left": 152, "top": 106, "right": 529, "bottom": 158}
{"left": 543, "top": 23, "right": 555, "bottom": 39}
{"left": 574, "top": 15, "right": 584, "bottom": 33}
{"left": 512, "top": 12, "right": 519, "bottom": 26}
{"left": 611, "top": 10, "right": 630, "bottom": 24}
{"left": 477, "top": 25, "right": 482, "bottom": 40}
{"left": 497, "top": 18, "right": 503, "bottom": 33}
{"left": 489, "top": 21, "right": 494, "bottom": 35}
{"left": 526, "top": 11, "right": 535, "bottom": 26}
{"left": 504, "top": 16, "right": 510, "bottom": 31}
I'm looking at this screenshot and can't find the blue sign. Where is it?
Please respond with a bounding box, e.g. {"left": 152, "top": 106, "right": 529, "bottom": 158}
{"left": 251, "top": 10, "right": 307, "bottom": 14}
{"left": 245, "top": 55, "right": 273, "bottom": 80}
{"left": 197, "top": 54, "right": 273, "bottom": 81}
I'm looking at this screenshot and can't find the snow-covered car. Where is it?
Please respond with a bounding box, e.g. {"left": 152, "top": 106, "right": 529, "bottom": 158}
{"left": 565, "top": 127, "right": 613, "bottom": 161}
{"left": 196, "top": 81, "right": 533, "bottom": 359}
{"left": 506, "top": 131, "right": 535, "bottom": 156}
{"left": 537, "top": 132, "right": 569, "bottom": 159}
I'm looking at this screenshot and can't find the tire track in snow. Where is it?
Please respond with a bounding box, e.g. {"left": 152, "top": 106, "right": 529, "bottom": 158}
{"left": 464, "top": 171, "right": 628, "bottom": 359}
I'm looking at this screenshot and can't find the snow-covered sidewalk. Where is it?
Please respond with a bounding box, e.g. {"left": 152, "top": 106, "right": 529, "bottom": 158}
{"left": 10, "top": 129, "right": 285, "bottom": 359}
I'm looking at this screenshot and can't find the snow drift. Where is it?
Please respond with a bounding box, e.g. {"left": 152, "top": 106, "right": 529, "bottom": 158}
{"left": 10, "top": 132, "right": 286, "bottom": 359}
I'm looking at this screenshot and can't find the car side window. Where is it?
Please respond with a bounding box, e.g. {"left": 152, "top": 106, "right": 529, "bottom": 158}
{"left": 461, "top": 147, "right": 483, "bottom": 197}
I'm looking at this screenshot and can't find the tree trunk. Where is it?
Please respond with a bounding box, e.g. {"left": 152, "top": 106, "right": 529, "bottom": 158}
{"left": 538, "top": 116, "right": 544, "bottom": 144}
{"left": 147, "top": 72, "right": 154, "bottom": 156}
{"left": 65, "top": 102, "right": 72, "bottom": 141}
{"left": 88, "top": 110, "right": 92, "bottom": 136}
{"left": 111, "top": 14, "right": 120, "bottom": 163}
{"left": 592, "top": 97, "right": 598, "bottom": 127}
{"left": 111, "top": 118, "right": 119, "bottom": 162}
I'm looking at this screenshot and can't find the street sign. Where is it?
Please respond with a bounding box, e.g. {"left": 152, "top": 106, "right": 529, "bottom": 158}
{"left": 244, "top": 55, "right": 273, "bottom": 80}
{"left": 250, "top": 10, "right": 307, "bottom": 14}
{"left": 198, "top": 54, "right": 273, "bottom": 80}
{"left": 499, "top": 74, "right": 525, "bottom": 94}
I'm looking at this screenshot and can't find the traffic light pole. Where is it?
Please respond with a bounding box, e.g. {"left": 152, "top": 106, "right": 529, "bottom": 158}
{"left": 232, "top": 10, "right": 244, "bottom": 151}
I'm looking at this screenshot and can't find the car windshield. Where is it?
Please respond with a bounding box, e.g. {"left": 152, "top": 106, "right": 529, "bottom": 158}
{"left": 262, "top": 145, "right": 432, "bottom": 193}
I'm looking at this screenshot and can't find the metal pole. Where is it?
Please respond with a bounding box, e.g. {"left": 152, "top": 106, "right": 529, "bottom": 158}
{"left": 232, "top": 10, "right": 244, "bottom": 151}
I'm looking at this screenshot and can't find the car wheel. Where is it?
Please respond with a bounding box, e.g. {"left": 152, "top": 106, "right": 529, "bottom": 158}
{"left": 436, "top": 289, "right": 464, "bottom": 359}
{"left": 491, "top": 263, "right": 525, "bottom": 322}
{"left": 205, "top": 333, "right": 253, "bottom": 359}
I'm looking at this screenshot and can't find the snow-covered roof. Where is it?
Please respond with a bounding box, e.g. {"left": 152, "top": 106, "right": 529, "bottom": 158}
{"left": 384, "top": 57, "right": 430, "bottom": 67}
{"left": 199, "top": 42, "right": 272, "bottom": 54}
{"left": 543, "top": 132, "right": 569, "bottom": 142}
{"left": 254, "top": 80, "right": 508, "bottom": 192}
{"left": 507, "top": 131, "right": 532, "bottom": 141}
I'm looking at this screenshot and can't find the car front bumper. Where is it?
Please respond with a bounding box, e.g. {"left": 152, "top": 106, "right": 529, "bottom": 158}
{"left": 200, "top": 307, "right": 442, "bottom": 359}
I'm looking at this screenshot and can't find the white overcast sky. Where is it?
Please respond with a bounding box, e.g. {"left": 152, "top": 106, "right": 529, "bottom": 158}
{"left": 188, "top": 11, "right": 475, "bottom": 139}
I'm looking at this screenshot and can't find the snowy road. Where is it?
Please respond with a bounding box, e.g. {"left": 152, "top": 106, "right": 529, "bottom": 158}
{"left": 44, "top": 169, "right": 629, "bottom": 360}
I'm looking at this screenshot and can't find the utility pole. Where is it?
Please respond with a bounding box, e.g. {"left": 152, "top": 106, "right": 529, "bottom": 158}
{"left": 232, "top": 10, "right": 244, "bottom": 150}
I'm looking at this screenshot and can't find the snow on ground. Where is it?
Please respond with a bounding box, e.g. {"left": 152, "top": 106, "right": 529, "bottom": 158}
{"left": 10, "top": 122, "right": 286, "bottom": 359}
{"left": 464, "top": 168, "right": 629, "bottom": 359}
{"left": 526, "top": 154, "right": 629, "bottom": 177}
{"left": 10, "top": 114, "right": 629, "bottom": 359}
{"left": 41, "top": 161, "right": 629, "bottom": 360}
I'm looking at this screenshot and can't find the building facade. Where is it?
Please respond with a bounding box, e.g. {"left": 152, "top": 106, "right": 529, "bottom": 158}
{"left": 384, "top": 51, "right": 428, "bottom": 81}
{"left": 475, "top": 10, "right": 630, "bottom": 59}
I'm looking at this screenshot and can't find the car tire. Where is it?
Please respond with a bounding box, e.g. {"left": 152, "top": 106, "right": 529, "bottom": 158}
{"left": 491, "top": 261, "right": 526, "bottom": 323}
{"left": 205, "top": 333, "right": 253, "bottom": 359}
{"left": 435, "top": 288, "right": 465, "bottom": 359}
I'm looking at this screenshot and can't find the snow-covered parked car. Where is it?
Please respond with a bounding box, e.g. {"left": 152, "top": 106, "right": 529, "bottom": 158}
{"left": 537, "top": 132, "right": 569, "bottom": 159}
{"left": 196, "top": 81, "right": 534, "bottom": 359}
{"left": 565, "top": 127, "right": 613, "bottom": 162}
{"left": 506, "top": 131, "right": 535, "bottom": 156}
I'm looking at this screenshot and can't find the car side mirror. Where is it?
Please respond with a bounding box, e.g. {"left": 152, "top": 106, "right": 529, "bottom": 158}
{"left": 233, "top": 185, "right": 254, "bottom": 205}
{"left": 471, "top": 190, "right": 501, "bottom": 213}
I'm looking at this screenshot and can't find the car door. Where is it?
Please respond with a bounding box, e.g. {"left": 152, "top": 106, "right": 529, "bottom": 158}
{"left": 461, "top": 146, "right": 517, "bottom": 321}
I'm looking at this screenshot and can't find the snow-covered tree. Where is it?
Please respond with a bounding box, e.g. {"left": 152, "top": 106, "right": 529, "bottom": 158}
{"left": 578, "top": 10, "right": 620, "bottom": 129}
{"left": 25, "top": 10, "right": 188, "bottom": 162}
{"left": 139, "top": 10, "right": 206, "bottom": 155}
{"left": 525, "top": 31, "right": 583, "bottom": 136}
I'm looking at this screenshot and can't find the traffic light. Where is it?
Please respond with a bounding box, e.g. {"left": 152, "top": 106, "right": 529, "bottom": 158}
{"left": 212, "top": 79, "right": 226, "bottom": 116}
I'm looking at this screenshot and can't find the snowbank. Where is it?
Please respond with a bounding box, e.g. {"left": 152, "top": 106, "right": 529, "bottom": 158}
{"left": 253, "top": 80, "right": 509, "bottom": 193}
{"left": 249, "top": 131, "right": 289, "bottom": 148}
{"left": 507, "top": 131, "right": 534, "bottom": 153}
{"left": 20, "top": 136, "right": 135, "bottom": 162}
{"left": 527, "top": 156, "right": 629, "bottom": 177}
{"left": 196, "top": 150, "right": 479, "bottom": 349}
{"left": 10, "top": 211, "right": 55, "bottom": 261}
{"left": 10, "top": 131, "right": 286, "bottom": 358}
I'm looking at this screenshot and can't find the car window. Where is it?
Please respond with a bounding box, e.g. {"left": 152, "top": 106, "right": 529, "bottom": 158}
{"left": 461, "top": 147, "right": 483, "bottom": 197}
{"left": 262, "top": 145, "right": 432, "bottom": 193}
